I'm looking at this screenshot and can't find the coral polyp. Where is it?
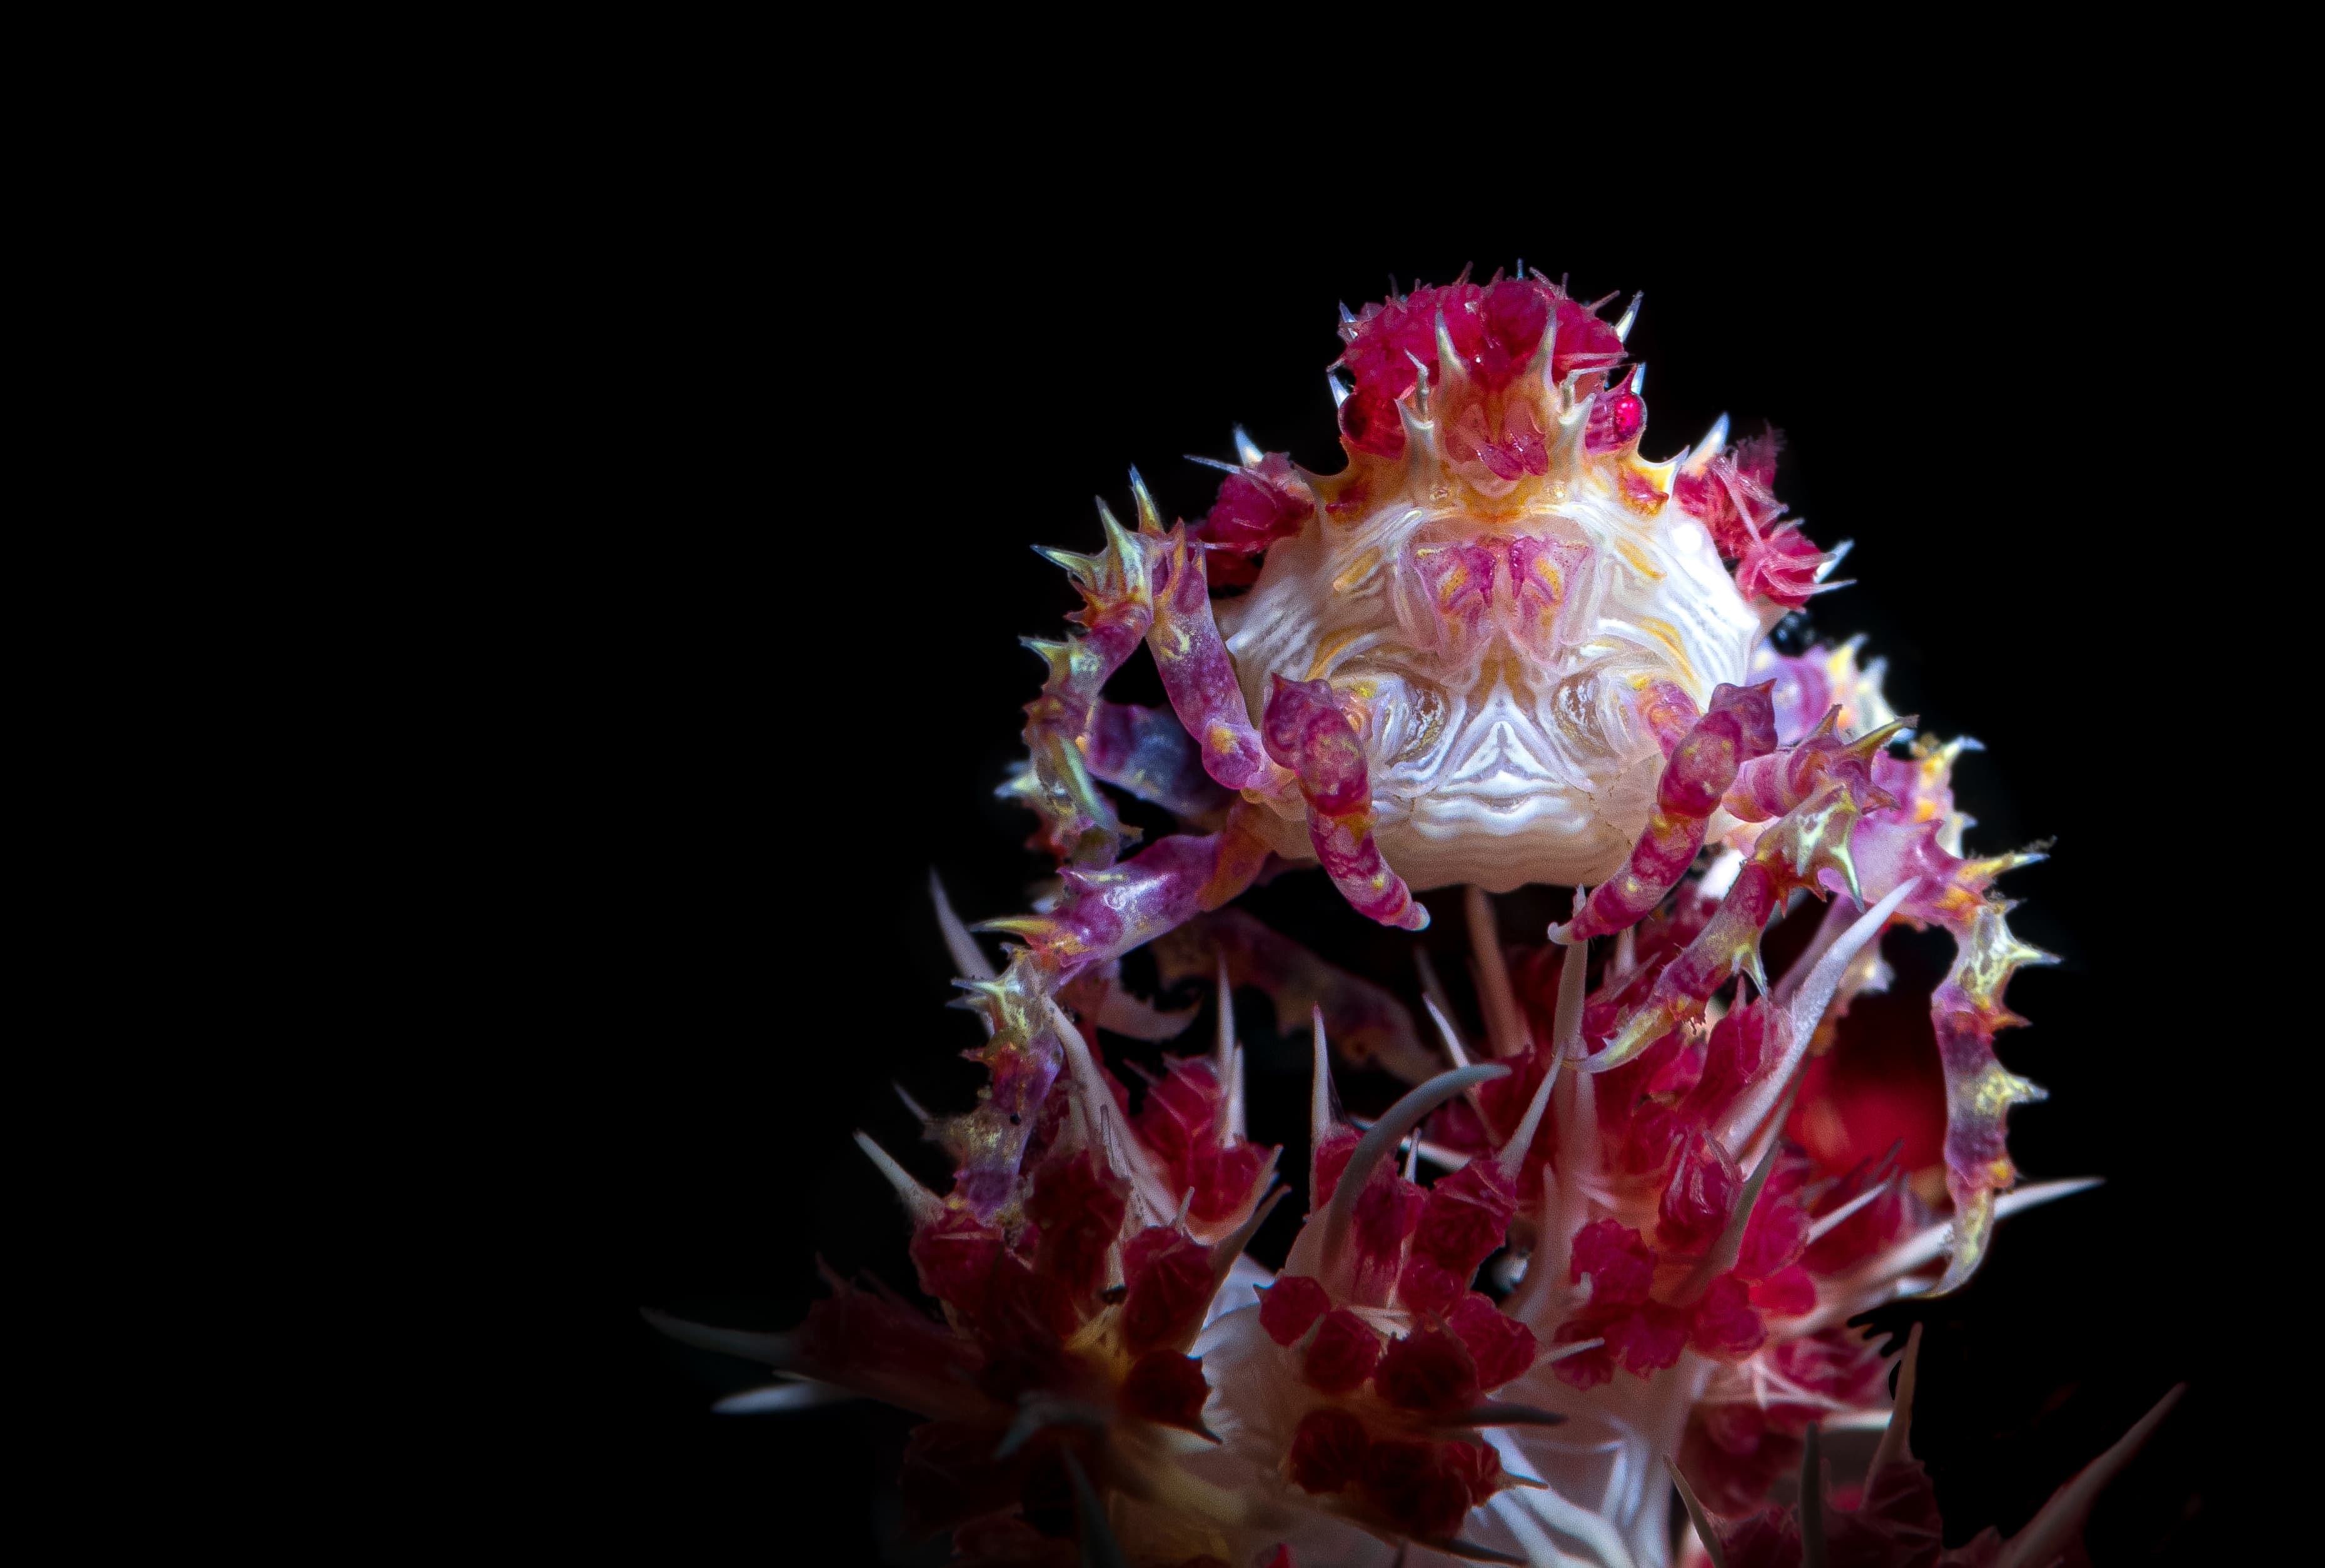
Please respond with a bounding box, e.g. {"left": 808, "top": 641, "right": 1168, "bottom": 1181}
{"left": 650, "top": 269, "right": 2173, "bottom": 1566}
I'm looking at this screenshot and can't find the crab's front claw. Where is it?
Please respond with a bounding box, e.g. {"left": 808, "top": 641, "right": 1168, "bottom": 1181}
{"left": 1010, "top": 501, "right": 1155, "bottom": 866}
{"left": 1558, "top": 681, "right": 1777, "bottom": 945}
{"left": 1262, "top": 675, "right": 1427, "bottom": 932}
{"left": 1137, "top": 484, "right": 1284, "bottom": 794}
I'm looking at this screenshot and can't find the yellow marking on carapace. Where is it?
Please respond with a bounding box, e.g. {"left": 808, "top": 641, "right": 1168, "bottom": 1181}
{"left": 1206, "top": 722, "right": 1238, "bottom": 753}
{"left": 1307, "top": 626, "right": 1369, "bottom": 678}
{"left": 1635, "top": 616, "right": 1688, "bottom": 663}
{"left": 1615, "top": 541, "right": 1665, "bottom": 580}
{"left": 1332, "top": 548, "right": 1383, "bottom": 596}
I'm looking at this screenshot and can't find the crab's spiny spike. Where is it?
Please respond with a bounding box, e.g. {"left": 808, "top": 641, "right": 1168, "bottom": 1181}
{"left": 928, "top": 870, "right": 994, "bottom": 982}
{"left": 1326, "top": 370, "right": 1350, "bottom": 408}
{"left": 1614, "top": 293, "right": 1642, "bottom": 341}
{"left": 1433, "top": 309, "right": 1470, "bottom": 393}
{"left": 1126, "top": 468, "right": 1165, "bottom": 535}
{"left": 1631, "top": 361, "right": 1647, "bottom": 396}
{"left": 1183, "top": 453, "right": 1240, "bottom": 475}
{"left": 1033, "top": 543, "right": 1103, "bottom": 586}
{"left": 1232, "top": 425, "right": 1263, "bottom": 467}
{"left": 1682, "top": 413, "right": 1730, "bottom": 473}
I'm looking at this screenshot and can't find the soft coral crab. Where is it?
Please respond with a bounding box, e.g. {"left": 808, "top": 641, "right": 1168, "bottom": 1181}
{"left": 980, "top": 269, "right": 2039, "bottom": 1290}
{"left": 648, "top": 270, "right": 2160, "bottom": 1565}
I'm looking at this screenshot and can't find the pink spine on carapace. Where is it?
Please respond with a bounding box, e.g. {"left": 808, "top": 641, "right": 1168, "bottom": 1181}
{"left": 1262, "top": 675, "right": 1427, "bottom": 932}
{"left": 1563, "top": 682, "right": 1777, "bottom": 944}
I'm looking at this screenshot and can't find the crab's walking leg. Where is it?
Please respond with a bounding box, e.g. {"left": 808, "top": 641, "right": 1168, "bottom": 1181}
{"left": 1843, "top": 741, "right": 2054, "bottom": 1287}
{"left": 1556, "top": 681, "right": 1776, "bottom": 944}
{"left": 977, "top": 802, "right": 1276, "bottom": 980}
{"left": 1133, "top": 477, "right": 1283, "bottom": 793}
{"left": 1084, "top": 699, "right": 1231, "bottom": 820}
{"left": 942, "top": 805, "right": 1274, "bottom": 1218}
{"left": 1262, "top": 674, "right": 1428, "bottom": 931}
{"left": 1002, "top": 503, "right": 1153, "bottom": 867}
{"left": 1585, "top": 778, "right": 1872, "bottom": 1071}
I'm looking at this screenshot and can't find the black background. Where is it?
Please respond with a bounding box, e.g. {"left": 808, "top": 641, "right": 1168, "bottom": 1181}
{"left": 585, "top": 149, "right": 2263, "bottom": 1562}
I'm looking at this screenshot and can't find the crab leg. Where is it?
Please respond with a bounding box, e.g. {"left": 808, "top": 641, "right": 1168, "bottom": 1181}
{"left": 1003, "top": 501, "right": 1153, "bottom": 867}
{"left": 1584, "top": 777, "right": 1873, "bottom": 1072}
{"left": 1842, "top": 743, "right": 2053, "bottom": 1288}
{"left": 1262, "top": 673, "right": 1429, "bottom": 931}
{"left": 975, "top": 802, "right": 1275, "bottom": 980}
{"left": 1132, "top": 473, "right": 1283, "bottom": 792}
{"left": 1085, "top": 698, "right": 1232, "bottom": 820}
{"left": 1556, "top": 681, "right": 1776, "bottom": 944}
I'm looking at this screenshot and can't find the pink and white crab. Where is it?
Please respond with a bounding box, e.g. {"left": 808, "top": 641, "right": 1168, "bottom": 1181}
{"left": 650, "top": 269, "right": 2171, "bottom": 1567}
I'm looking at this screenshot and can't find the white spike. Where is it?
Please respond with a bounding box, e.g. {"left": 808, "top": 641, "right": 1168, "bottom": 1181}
{"left": 1467, "top": 885, "right": 1529, "bottom": 1057}
{"left": 715, "top": 1379, "right": 857, "bottom": 1414}
{"left": 1310, "top": 1007, "right": 1336, "bottom": 1165}
{"left": 1325, "top": 371, "right": 1350, "bottom": 409}
{"left": 892, "top": 1082, "right": 932, "bottom": 1125}
{"left": 1047, "top": 1000, "right": 1176, "bottom": 1219}
{"left": 1721, "top": 880, "right": 1917, "bottom": 1153}
{"left": 1682, "top": 413, "right": 1730, "bottom": 473}
{"left": 1421, "top": 993, "right": 1474, "bottom": 1069}
{"left": 1630, "top": 361, "right": 1646, "bottom": 397}
{"left": 1227, "top": 1045, "right": 1247, "bottom": 1141}
{"left": 854, "top": 1131, "right": 943, "bottom": 1228}
{"left": 1184, "top": 454, "right": 1241, "bottom": 475}
{"left": 1804, "top": 1180, "right": 1891, "bottom": 1244}
{"left": 1338, "top": 300, "right": 1357, "bottom": 326}
{"left": 1610, "top": 925, "right": 1637, "bottom": 980}
{"left": 1233, "top": 426, "right": 1264, "bottom": 468}
{"left": 1816, "top": 540, "right": 1855, "bottom": 581}
{"left": 929, "top": 870, "right": 994, "bottom": 981}
{"left": 1497, "top": 1050, "right": 1562, "bottom": 1181}
{"left": 1995, "top": 1382, "right": 2184, "bottom": 1568}
{"left": 1613, "top": 293, "right": 1641, "bottom": 342}
{"left": 1858, "top": 1179, "right": 2104, "bottom": 1288}
{"left": 1290, "top": 1063, "right": 1509, "bottom": 1289}
{"left": 1555, "top": 1042, "right": 1599, "bottom": 1179}
{"left": 1433, "top": 309, "right": 1467, "bottom": 386}
{"left": 1551, "top": 893, "right": 1588, "bottom": 1061}
{"left": 1402, "top": 1132, "right": 1420, "bottom": 1182}
{"left": 1215, "top": 952, "right": 1235, "bottom": 1070}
